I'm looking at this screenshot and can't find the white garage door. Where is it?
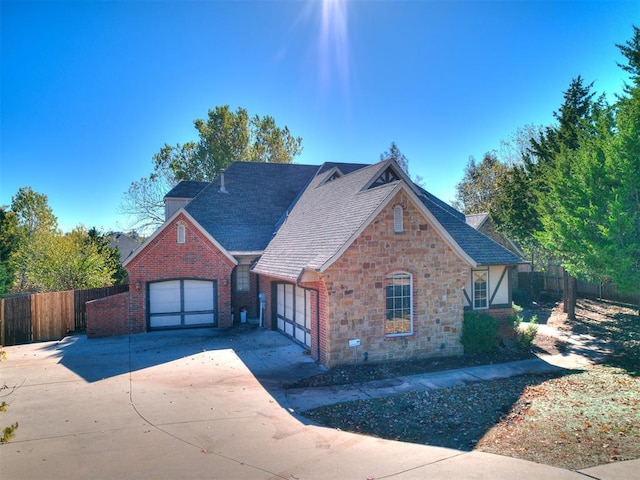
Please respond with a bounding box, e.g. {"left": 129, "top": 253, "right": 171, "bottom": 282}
{"left": 149, "top": 279, "right": 216, "bottom": 329}
{"left": 276, "top": 283, "right": 312, "bottom": 348}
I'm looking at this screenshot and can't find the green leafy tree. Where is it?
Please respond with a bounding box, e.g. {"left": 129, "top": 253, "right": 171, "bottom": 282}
{"left": 88, "top": 227, "right": 127, "bottom": 285}
{"left": 530, "top": 76, "right": 596, "bottom": 168}
{"left": 121, "top": 106, "right": 303, "bottom": 233}
{"left": 492, "top": 126, "right": 551, "bottom": 270}
{"left": 453, "top": 152, "right": 508, "bottom": 214}
{"left": 9, "top": 187, "right": 59, "bottom": 291}
{"left": 0, "top": 208, "right": 19, "bottom": 294}
{"left": 537, "top": 104, "right": 615, "bottom": 280}
{"left": 536, "top": 27, "right": 640, "bottom": 314}
{"left": 606, "top": 26, "right": 640, "bottom": 306}
{"left": 6, "top": 189, "right": 121, "bottom": 293}
{"left": 23, "top": 226, "right": 116, "bottom": 292}
{"left": 522, "top": 77, "right": 598, "bottom": 317}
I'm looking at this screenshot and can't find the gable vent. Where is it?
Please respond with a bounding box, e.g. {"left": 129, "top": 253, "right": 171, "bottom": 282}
{"left": 326, "top": 171, "right": 342, "bottom": 183}
{"left": 319, "top": 167, "right": 344, "bottom": 186}
{"left": 370, "top": 167, "right": 399, "bottom": 189}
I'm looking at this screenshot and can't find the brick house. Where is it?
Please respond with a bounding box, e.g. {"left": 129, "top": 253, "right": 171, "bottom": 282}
{"left": 87, "top": 159, "right": 524, "bottom": 367}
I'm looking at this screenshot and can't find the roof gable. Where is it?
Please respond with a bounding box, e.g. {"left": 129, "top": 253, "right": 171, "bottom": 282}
{"left": 253, "top": 158, "right": 523, "bottom": 280}
{"left": 142, "top": 160, "right": 523, "bottom": 277}
{"left": 253, "top": 162, "right": 401, "bottom": 280}
{"left": 366, "top": 165, "right": 400, "bottom": 189}
{"left": 123, "top": 209, "right": 237, "bottom": 269}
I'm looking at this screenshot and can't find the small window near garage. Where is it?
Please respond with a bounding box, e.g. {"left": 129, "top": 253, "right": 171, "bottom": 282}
{"left": 473, "top": 269, "right": 489, "bottom": 309}
{"left": 177, "top": 223, "right": 186, "bottom": 244}
{"left": 236, "top": 264, "right": 250, "bottom": 292}
{"left": 385, "top": 272, "right": 413, "bottom": 336}
{"left": 393, "top": 205, "right": 404, "bottom": 233}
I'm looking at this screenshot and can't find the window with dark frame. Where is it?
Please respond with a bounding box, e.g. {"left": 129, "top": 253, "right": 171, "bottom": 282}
{"left": 236, "top": 264, "right": 250, "bottom": 292}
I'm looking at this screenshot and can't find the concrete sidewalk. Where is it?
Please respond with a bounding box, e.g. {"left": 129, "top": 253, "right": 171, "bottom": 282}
{"left": 0, "top": 327, "right": 637, "bottom": 479}
{"left": 285, "top": 356, "right": 566, "bottom": 412}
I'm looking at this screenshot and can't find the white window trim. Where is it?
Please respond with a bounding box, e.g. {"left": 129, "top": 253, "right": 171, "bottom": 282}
{"left": 385, "top": 272, "right": 414, "bottom": 337}
{"left": 177, "top": 223, "right": 186, "bottom": 244}
{"left": 472, "top": 269, "right": 489, "bottom": 310}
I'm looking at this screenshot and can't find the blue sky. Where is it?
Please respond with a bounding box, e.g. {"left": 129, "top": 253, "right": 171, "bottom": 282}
{"left": 1, "top": 0, "right": 637, "bottom": 233}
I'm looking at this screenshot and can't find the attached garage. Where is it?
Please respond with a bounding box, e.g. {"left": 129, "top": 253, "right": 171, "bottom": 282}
{"left": 275, "top": 283, "right": 312, "bottom": 348}
{"left": 149, "top": 279, "right": 217, "bottom": 329}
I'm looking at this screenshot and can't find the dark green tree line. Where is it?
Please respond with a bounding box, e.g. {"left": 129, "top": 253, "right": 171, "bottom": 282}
{"left": 455, "top": 26, "right": 640, "bottom": 313}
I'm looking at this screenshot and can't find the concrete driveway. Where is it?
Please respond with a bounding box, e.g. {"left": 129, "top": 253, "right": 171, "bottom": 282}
{"left": 0, "top": 327, "right": 627, "bottom": 479}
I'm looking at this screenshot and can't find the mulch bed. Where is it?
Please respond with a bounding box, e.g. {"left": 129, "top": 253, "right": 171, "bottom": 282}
{"left": 297, "top": 299, "right": 640, "bottom": 470}
{"left": 287, "top": 346, "right": 534, "bottom": 388}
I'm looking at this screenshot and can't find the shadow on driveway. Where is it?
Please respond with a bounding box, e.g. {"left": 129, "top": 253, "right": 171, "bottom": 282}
{"left": 33, "top": 325, "right": 325, "bottom": 395}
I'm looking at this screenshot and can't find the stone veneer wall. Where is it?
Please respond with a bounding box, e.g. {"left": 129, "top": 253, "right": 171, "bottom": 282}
{"left": 125, "top": 213, "right": 236, "bottom": 333}
{"left": 320, "top": 191, "right": 470, "bottom": 367}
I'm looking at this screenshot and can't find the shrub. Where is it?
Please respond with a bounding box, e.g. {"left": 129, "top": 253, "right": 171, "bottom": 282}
{"left": 518, "top": 315, "right": 538, "bottom": 347}
{"left": 505, "top": 311, "right": 522, "bottom": 331}
{"left": 461, "top": 311, "right": 499, "bottom": 354}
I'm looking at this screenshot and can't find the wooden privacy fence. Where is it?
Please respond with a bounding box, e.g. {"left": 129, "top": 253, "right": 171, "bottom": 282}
{"left": 1, "top": 285, "right": 128, "bottom": 346}
{"left": 519, "top": 266, "right": 639, "bottom": 306}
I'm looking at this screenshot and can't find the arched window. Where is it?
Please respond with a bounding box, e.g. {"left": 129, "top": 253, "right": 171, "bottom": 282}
{"left": 385, "top": 272, "right": 413, "bottom": 336}
{"left": 177, "top": 223, "right": 186, "bottom": 244}
{"left": 393, "top": 205, "right": 404, "bottom": 233}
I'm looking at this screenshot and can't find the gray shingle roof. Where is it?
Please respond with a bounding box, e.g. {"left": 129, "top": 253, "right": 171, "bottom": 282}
{"left": 418, "top": 195, "right": 523, "bottom": 266}
{"left": 168, "top": 161, "right": 523, "bottom": 273}
{"left": 165, "top": 181, "right": 209, "bottom": 199}
{"left": 185, "top": 162, "right": 319, "bottom": 253}
{"left": 253, "top": 163, "right": 399, "bottom": 280}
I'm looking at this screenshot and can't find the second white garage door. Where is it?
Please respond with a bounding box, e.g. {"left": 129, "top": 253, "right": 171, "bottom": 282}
{"left": 276, "top": 283, "right": 312, "bottom": 348}
{"left": 149, "top": 279, "right": 217, "bottom": 329}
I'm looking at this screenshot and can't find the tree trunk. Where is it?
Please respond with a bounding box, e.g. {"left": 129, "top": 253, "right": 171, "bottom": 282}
{"left": 566, "top": 274, "right": 577, "bottom": 321}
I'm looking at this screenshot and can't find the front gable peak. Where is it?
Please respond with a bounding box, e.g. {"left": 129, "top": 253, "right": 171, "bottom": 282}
{"left": 363, "top": 159, "right": 418, "bottom": 194}
{"left": 369, "top": 166, "right": 400, "bottom": 188}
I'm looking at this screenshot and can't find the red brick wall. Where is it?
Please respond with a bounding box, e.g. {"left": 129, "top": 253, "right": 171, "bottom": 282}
{"left": 125, "top": 213, "right": 236, "bottom": 332}
{"left": 487, "top": 307, "right": 514, "bottom": 320}
{"left": 86, "top": 292, "right": 129, "bottom": 338}
{"left": 257, "top": 274, "right": 273, "bottom": 329}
